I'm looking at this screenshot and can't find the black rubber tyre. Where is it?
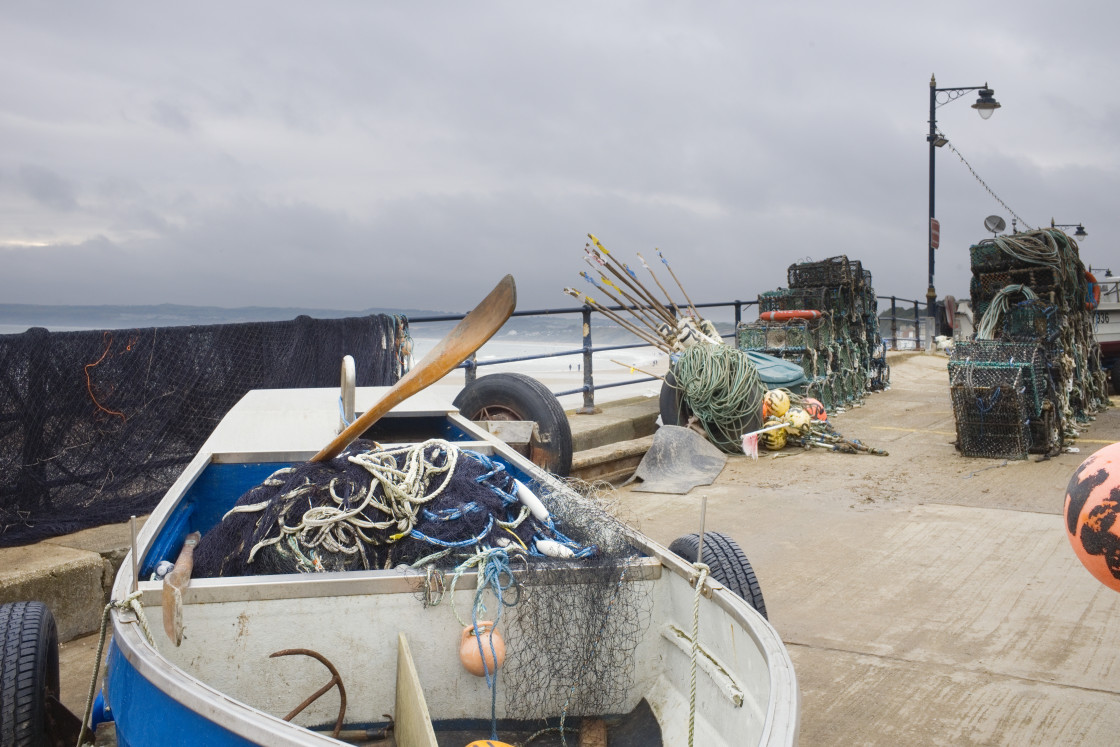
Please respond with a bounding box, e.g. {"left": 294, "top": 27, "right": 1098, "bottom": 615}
{"left": 0, "top": 601, "right": 60, "bottom": 747}
{"left": 454, "top": 372, "right": 573, "bottom": 477}
{"left": 668, "top": 532, "right": 767, "bottom": 619}
{"left": 659, "top": 368, "right": 691, "bottom": 427}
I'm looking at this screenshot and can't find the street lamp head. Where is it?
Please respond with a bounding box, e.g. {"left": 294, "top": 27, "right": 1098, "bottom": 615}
{"left": 972, "top": 86, "right": 1000, "bottom": 119}
{"left": 1075, "top": 225, "right": 1088, "bottom": 241}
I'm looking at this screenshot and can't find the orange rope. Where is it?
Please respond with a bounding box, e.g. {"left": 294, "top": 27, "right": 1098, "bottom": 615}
{"left": 85, "top": 332, "right": 126, "bottom": 422}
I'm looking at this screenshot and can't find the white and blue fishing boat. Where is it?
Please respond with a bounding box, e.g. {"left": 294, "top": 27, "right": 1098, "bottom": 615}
{"left": 88, "top": 376, "right": 799, "bottom": 746}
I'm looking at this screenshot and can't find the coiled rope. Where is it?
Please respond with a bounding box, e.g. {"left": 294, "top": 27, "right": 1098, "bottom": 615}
{"left": 225, "top": 440, "right": 463, "bottom": 570}
{"left": 670, "top": 344, "right": 766, "bottom": 453}
{"left": 976, "top": 284, "right": 1038, "bottom": 340}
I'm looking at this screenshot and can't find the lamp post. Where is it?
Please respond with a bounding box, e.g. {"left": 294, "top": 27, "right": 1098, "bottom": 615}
{"left": 927, "top": 75, "right": 1001, "bottom": 325}
{"left": 1050, "top": 218, "right": 1088, "bottom": 242}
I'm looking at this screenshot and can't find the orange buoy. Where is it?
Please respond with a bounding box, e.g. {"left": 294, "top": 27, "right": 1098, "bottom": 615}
{"left": 459, "top": 621, "right": 506, "bottom": 676}
{"left": 466, "top": 741, "right": 517, "bottom": 747}
{"left": 1065, "top": 442, "right": 1120, "bottom": 592}
{"left": 759, "top": 309, "right": 823, "bottom": 321}
{"left": 802, "top": 397, "right": 827, "bottom": 422}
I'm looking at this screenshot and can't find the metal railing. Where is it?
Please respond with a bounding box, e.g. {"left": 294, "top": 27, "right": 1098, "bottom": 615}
{"left": 408, "top": 295, "right": 925, "bottom": 410}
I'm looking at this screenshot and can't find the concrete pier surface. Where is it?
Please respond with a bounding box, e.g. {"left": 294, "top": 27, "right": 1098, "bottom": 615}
{"left": 615, "top": 353, "right": 1120, "bottom": 745}
{"left": 14, "top": 352, "right": 1120, "bottom": 744}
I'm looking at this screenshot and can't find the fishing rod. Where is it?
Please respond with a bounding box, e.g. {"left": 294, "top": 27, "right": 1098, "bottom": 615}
{"left": 580, "top": 268, "right": 666, "bottom": 340}
{"left": 657, "top": 248, "right": 701, "bottom": 319}
{"left": 563, "top": 288, "right": 670, "bottom": 352}
{"left": 585, "top": 245, "right": 676, "bottom": 326}
{"left": 608, "top": 359, "right": 665, "bottom": 380}
{"left": 582, "top": 262, "right": 667, "bottom": 333}
{"left": 636, "top": 251, "right": 683, "bottom": 318}
{"left": 587, "top": 235, "right": 676, "bottom": 323}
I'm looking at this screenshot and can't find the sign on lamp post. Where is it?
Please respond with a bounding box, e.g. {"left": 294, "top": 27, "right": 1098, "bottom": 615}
{"left": 930, "top": 218, "right": 940, "bottom": 250}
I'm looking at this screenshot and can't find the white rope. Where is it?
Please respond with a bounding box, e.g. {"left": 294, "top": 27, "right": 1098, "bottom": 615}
{"left": 232, "top": 439, "right": 463, "bottom": 569}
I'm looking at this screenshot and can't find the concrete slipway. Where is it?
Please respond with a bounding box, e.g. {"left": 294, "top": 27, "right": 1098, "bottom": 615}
{"left": 19, "top": 352, "right": 1120, "bottom": 744}
{"left": 613, "top": 353, "right": 1120, "bottom": 745}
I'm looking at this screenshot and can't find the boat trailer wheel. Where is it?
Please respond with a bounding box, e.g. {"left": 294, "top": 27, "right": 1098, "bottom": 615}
{"left": 454, "top": 372, "right": 574, "bottom": 476}
{"left": 269, "top": 648, "right": 347, "bottom": 739}
{"left": 669, "top": 532, "right": 768, "bottom": 619}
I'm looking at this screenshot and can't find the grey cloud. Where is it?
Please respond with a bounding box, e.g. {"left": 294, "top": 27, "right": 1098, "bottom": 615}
{"left": 0, "top": 1, "right": 1116, "bottom": 314}
{"left": 17, "top": 164, "right": 79, "bottom": 212}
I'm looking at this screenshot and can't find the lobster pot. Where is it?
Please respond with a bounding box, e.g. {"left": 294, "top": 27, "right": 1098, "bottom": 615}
{"left": 970, "top": 242, "right": 1018, "bottom": 273}
{"left": 951, "top": 341, "right": 1049, "bottom": 419}
{"left": 1029, "top": 407, "right": 1060, "bottom": 456}
{"left": 869, "top": 345, "right": 890, "bottom": 392}
{"left": 972, "top": 267, "right": 1060, "bottom": 308}
{"left": 751, "top": 255, "right": 889, "bottom": 412}
{"left": 1002, "top": 300, "right": 1060, "bottom": 344}
{"left": 949, "top": 366, "right": 1032, "bottom": 460}
{"left": 787, "top": 255, "right": 862, "bottom": 290}
{"left": 805, "top": 374, "right": 837, "bottom": 412}
{"left": 736, "top": 317, "right": 831, "bottom": 352}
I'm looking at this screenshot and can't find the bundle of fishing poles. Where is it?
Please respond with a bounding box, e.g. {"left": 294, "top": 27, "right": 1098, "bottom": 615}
{"left": 563, "top": 234, "right": 722, "bottom": 354}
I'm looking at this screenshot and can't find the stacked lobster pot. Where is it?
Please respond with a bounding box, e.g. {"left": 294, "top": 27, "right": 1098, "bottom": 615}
{"left": 737, "top": 255, "right": 888, "bottom": 412}
{"left": 948, "top": 340, "right": 1053, "bottom": 459}
{"left": 951, "top": 229, "right": 1108, "bottom": 458}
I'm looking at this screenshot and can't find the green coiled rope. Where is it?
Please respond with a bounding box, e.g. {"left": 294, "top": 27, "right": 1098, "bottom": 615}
{"left": 670, "top": 344, "right": 766, "bottom": 453}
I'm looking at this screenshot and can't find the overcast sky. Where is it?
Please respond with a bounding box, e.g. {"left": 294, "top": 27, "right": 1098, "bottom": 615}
{"left": 1, "top": 2, "right": 1115, "bottom": 316}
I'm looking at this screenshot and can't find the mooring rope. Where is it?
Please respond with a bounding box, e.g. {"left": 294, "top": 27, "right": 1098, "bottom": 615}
{"left": 688, "top": 561, "right": 711, "bottom": 747}
{"left": 77, "top": 591, "right": 154, "bottom": 747}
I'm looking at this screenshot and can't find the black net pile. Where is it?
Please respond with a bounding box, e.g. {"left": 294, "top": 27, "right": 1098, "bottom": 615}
{"left": 956, "top": 228, "right": 1109, "bottom": 456}
{"left": 192, "top": 440, "right": 583, "bottom": 576}
{"left": 500, "top": 482, "right": 651, "bottom": 727}
{"left": 0, "top": 314, "right": 408, "bottom": 546}
{"left": 742, "top": 255, "right": 888, "bottom": 411}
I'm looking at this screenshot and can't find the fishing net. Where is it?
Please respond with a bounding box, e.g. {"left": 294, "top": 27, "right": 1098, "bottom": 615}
{"left": 192, "top": 441, "right": 652, "bottom": 734}
{"left": 193, "top": 439, "right": 609, "bottom": 576}
{"left": 500, "top": 480, "right": 651, "bottom": 727}
{"left": 0, "top": 314, "right": 408, "bottom": 546}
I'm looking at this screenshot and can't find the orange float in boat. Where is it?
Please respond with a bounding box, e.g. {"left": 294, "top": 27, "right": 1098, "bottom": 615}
{"left": 459, "top": 621, "right": 506, "bottom": 676}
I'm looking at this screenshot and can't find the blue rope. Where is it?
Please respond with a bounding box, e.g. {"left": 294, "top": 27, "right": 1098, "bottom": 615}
{"left": 470, "top": 549, "right": 519, "bottom": 740}
{"left": 409, "top": 515, "right": 494, "bottom": 548}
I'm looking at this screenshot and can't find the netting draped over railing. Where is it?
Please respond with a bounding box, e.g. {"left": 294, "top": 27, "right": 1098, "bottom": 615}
{"left": 0, "top": 314, "right": 408, "bottom": 546}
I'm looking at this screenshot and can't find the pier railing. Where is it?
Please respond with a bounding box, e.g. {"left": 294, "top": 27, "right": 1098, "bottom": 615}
{"left": 409, "top": 295, "right": 925, "bottom": 411}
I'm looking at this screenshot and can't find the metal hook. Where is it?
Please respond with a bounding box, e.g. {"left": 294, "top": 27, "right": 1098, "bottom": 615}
{"left": 269, "top": 648, "right": 347, "bottom": 739}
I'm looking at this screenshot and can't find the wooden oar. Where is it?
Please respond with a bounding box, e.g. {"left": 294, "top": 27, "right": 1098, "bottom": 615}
{"left": 311, "top": 274, "right": 517, "bottom": 462}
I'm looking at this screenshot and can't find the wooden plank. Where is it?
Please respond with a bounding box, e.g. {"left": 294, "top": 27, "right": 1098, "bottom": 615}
{"left": 395, "top": 633, "right": 439, "bottom": 747}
